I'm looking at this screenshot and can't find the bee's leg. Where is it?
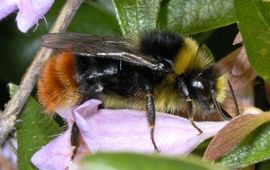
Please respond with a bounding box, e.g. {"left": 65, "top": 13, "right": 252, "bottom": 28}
{"left": 178, "top": 76, "right": 203, "bottom": 134}
{"left": 186, "top": 98, "right": 203, "bottom": 134}
{"left": 71, "top": 122, "right": 80, "bottom": 160}
{"left": 211, "top": 89, "right": 232, "bottom": 120}
{"left": 143, "top": 82, "right": 159, "bottom": 152}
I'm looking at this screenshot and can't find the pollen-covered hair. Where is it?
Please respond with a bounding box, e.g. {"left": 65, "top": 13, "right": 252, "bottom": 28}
{"left": 37, "top": 51, "right": 80, "bottom": 114}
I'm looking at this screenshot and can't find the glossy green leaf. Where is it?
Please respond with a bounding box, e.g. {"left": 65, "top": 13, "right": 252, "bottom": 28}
{"left": 234, "top": 0, "right": 270, "bottom": 83}
{"left": 220, "top": 122, "right": 270, "bottom": 168}
{"left": 69, "top": 1, "right": 121, "bottom": 35}
{"left": 158, "top": 0, "right": 236, "bottom": 35}
{"left": 79, "top": 152, "right": 228, "bottom": 170}
{"left": 112, "top": 0, "right": 162, "bottom": 37}
{"left": 85, "top": 0, "right": 116, "bottom": 15}
{"left": 8, "top": 84, "right": 62, "bottom": 170}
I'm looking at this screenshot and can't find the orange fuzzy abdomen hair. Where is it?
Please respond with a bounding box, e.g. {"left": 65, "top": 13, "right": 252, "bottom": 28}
{"left": 37, "top": 51, "right": 80, "bottom": 114}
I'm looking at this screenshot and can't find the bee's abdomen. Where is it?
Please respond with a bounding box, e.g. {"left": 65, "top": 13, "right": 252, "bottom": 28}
{"left": 37, "top": 51, "right": 80, "bottom": 114}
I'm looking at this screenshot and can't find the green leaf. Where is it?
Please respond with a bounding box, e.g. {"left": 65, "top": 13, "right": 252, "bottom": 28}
{"left": 220, "top": 122, "right": 270, "bottom": 168}
{"left": 9, "top": 84, "right": 62, "bottom": 170}
{"left": 79, "top": 152, "right": 228, "bottom": 170}
{"left": 158, "top": 0, "right": 236, "bottom": 35}
{"left": 69, "top": 1, "right": 121, "bottom": 36}
{"left": 85, "top": 0, "right": 116, "bottom": 15}
{"left": 112, "top": 0, "right": 162, "bottom": 37}
{"left": 234, "top": 0, "right": 270, "bottom": 83}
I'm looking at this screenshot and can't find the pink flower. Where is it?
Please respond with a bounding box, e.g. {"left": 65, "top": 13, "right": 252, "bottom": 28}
{"left": 0, "top": 0, "right": 54, "bottom": 33}
{"left": 31, "top": 99, "right": 228, "bottom": 170}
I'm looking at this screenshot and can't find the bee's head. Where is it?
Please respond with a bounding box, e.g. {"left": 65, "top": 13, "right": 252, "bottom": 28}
{"left": 176, "top": 68, "right": 233, "bottom": 119}
{"left": 187, "top": 73, "right": 212, "bottom": 102}
{"left": 177, "top": 71, "right": 213, "bottom": 106}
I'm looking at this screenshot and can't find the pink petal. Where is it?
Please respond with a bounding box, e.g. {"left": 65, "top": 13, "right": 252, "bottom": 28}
{"left": 31, "top": 99, "right": 228, "bottom": 169}
{"left": 0, "top": 0, "right": 17, "bottom": 20}
{"left": 74, "top": 100, "right": 228, "bottom": 155}
{"left": 1, "top": 137, "right": 17, "bottom": 168}
{"left": 56, "top": 106, "right": 75, "bottom": 124}
{"left": 31, "top": 129, "right": 73, "bottom": 170}
{"left": 16, "top": 0, "right": 54, "bottom": 33}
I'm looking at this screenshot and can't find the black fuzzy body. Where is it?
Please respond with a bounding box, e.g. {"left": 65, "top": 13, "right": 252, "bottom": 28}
{"left": 74, "top": 31, "right": 218, "bottom": 115}
{"left": 75, "top": 31, "right": 183, "bottom": 100}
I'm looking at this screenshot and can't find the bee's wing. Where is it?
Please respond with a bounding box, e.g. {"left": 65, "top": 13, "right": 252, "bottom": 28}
{"left": 41, "top": 33, "right": 166, "bottom": 71}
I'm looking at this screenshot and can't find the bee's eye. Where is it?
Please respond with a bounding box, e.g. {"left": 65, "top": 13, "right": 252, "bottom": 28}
{"left": 190, "top": 76, "right": 211, "bottom": 101}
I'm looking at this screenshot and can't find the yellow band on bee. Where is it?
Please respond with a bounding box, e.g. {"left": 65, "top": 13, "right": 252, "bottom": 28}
{"left": 174, "top": 38, "right": 199, "bottom": 75}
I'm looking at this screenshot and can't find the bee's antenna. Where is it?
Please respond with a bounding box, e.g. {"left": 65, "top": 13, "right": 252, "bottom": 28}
{"left": 227, "top": 80, "right": 240, "bottom": 116}
{"left": 211, "top": 89, "right": 231, "bottom": 120}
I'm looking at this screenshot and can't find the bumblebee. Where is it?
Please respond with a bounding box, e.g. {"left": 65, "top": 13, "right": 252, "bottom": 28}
{"left": 38, "top": 30, "right": 237, "bottom": 152}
